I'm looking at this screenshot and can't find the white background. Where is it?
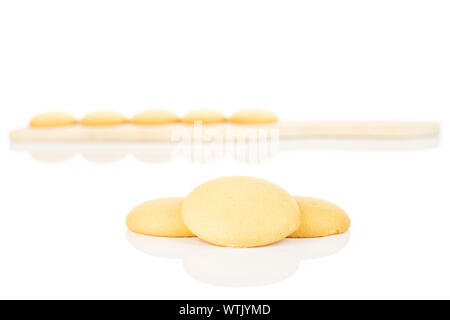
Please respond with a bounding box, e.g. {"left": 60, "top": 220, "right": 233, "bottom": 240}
{"left": 0, "top": 0, "right": 449, "bottom": 299}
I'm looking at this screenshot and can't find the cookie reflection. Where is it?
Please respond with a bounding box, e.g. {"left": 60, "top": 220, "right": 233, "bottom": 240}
{"left": 134, "top": 153, "right": 172, "bottom": 164}
{"left": 11, "top": 136, "right": 439, "bottom": 165}
{"left": 182, "top": 245, "right": 300, "bottom": 287}
{"left": 174, "top": 141, "right": 225, "bottom": 164}
{"left": 126, "top": 230, "right": 203, "bottom": 259}
{"left": 133, "top": 143, "right": 174, "bottom": 163}
{"left": 82, "top": 153, "right": 126, "bottom": 163}
{"left": 183, "top": 234, "right": 350, "bottom": 287}
{"left": 126, "top": 230, "right": 350, "bottom": 287}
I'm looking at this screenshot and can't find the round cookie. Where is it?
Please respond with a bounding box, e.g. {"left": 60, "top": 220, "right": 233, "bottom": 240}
{"left": 181, "top": 109, "right": 226, "bottom": 124}
{"left": 126, "top": 197, "right": 195, "bottom": 237}
{"left": 182, "top": 176, "right": 300, "bottom": 248}
{"left": 81, "top": 111, "right": 127, "bottom": 126}
{"left": 229, "top": 108, "right": 278, "bottom": 124}
{"left": 130, "top": 110, "right": 178, "bottom": 125}
{"left": 30, "top": 112, "right": 77, "bottom": 127}
{"left": 289, "top": 196, "right": 350, "bottom": 238}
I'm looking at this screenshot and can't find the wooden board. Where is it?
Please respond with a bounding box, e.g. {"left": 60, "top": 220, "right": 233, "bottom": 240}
{"left": 9, "top": 121, "right": 440, "bottom": 142}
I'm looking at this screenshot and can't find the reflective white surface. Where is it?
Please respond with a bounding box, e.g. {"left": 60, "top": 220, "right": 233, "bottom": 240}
{"left": 1, "top": 131, "right": 449, "bottom": 299}
{"left": 10, "top": 136, "right": 440, "bottom": 164}
{"left": 127, "top": 231, "right": 350, "bottom": 287}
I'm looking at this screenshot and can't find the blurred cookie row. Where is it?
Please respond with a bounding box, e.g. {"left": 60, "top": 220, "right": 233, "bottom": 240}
{"left": 29, "top": 108, "right": 278, "bottom": 127}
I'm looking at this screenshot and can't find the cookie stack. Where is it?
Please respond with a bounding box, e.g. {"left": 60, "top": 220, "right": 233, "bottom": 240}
{"left": 126, "top": 176, "right": 350, "bottom": 248}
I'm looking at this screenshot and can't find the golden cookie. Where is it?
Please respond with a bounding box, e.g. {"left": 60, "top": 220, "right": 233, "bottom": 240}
{"left": 181, "top": 109, "right": 226, "bottom": 124}
{"left": 130, "top": 110, "right": 178, "bottom": 125}
{"left": 182, "top": 176, "right": 300, "bottom": 248}
{"left": 229, "top": 108, "right": 278, "bottom": 124}
{"left": 81, "top": 111, "right": 127, "bottom": 126}
{"left": 126, "top": 197, "right": 195, "bottom": 237}
{"left": 289, "top": 197, "right": 350, "bottom": 238}
{"left": 30, "top": 112, "right": 77, "bottom": 127}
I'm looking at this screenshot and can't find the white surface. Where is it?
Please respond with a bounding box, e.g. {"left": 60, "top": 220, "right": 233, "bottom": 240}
{"left": 0, "top": 1, "right": 449, "bottom": 299}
